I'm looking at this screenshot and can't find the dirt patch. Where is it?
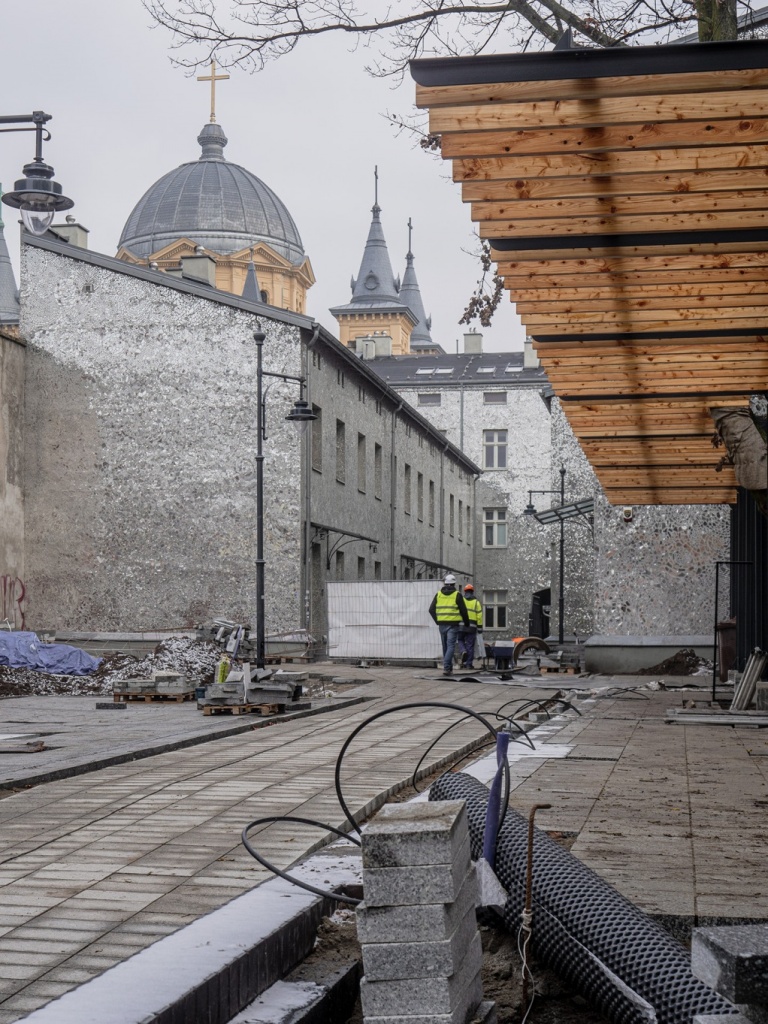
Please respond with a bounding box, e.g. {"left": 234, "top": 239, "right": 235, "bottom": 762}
{"left": 630, "top": 648, "right": 710, "bottom": 677}
{"left": 335, "top": 912, "right": 609, "bottom": 1024}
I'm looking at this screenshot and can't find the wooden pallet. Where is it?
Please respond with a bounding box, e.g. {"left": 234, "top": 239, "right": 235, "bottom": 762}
{"left": 202, "top": 702, "right": 286, "bottom": 717}
{"left": 539, "top": 664, "right": 578, "bottom": 675}
{"left": 113, "top": 691, "right": 196, "bottom": 703}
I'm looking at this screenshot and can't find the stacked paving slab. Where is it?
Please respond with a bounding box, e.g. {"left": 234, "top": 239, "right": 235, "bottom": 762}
{"left": 357, "top": 800, "right": 496, "bottom": 1024}
{"left": 693, "top": 924, "right": 768, "bottom": 1023}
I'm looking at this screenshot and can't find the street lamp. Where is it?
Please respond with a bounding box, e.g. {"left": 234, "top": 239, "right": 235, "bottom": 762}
{"left": 524, "top": 466, "right": 567, "bottom": 645}
{"left": 254, "top": 326, "right": 316, "bottom": 669}
{"left": 0, "top": 112, "right": 73, "bottom": 236}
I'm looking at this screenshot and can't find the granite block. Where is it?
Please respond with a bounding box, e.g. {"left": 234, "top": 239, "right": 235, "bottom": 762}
{"left": 362, "top": 903, "right": 480, "bottom": 981}
{"left": 362, "top": 801, "right": 470, "bottom": 869}
{"left": 692, "top": 925, "right": 768, "bottom": 1003}
{"left": 360, "top": 933, "right": 482, "bottom": 1016}
{"left": 363, "top": 838, "right": 472, "bottom": 907}
{"left": 356, "top": 871, "right": 478, "bottom": 944}
{"left": 366, "top": 995, "right": 495, "bottom": 1024}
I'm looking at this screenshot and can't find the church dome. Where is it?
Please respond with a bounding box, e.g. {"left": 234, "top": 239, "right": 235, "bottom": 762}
{"left": 118, "top": 123, "right": 306, "bottom": 264}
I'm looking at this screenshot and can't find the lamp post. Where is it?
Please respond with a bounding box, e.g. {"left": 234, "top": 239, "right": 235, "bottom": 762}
{"left": 254, "top": 327, "right": 316, "bottom": 669}
{"left": 0, "top": 112, "right": 73, "bottom": 235}
{"left": 524, "top": 466, "right": 567, "bottom": 645}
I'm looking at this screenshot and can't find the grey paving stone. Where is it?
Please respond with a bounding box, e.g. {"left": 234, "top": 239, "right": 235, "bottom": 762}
{"left": 356, "top": 871, "right": 478, "bottom": 945}
{"left": 361, "top": 800, "right": 469, "bottom": 868}
{"left": 360, "top": 936, "right": 482, "bottom": 1017}
{"left": 362, "top": 837, "right": 472, "bottom": 908}
{"left": 692, "top": 924, "right": 768, "bottom": 1003}
{"left": 362, "top": 903, "right": 480, "bottom": 981}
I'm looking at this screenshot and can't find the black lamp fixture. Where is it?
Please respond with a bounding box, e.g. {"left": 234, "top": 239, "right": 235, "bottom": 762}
{"left": 253, "top": 326, "right": 316, "bottom": 668}
{"left": 1, "top": 112, "right": 73, "bottom": 236}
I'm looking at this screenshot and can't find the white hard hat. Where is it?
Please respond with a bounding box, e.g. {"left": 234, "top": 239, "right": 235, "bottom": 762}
{"left": 444, "top": 573, "right": 456, "bottom": 584}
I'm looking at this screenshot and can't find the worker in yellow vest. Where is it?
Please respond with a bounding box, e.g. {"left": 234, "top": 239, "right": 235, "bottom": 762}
{"left": 428, "top": 573, "right": 470, "bottom": 676}
{"left": 458, "top": 584, "right": 483, "bottom": 670}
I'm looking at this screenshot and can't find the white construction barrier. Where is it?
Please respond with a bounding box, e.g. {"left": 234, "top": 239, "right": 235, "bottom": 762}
{"left": 327, "top": 580, "right": 442, "bottom": 661}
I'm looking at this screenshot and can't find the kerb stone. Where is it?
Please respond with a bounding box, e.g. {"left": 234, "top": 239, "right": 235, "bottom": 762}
{"left": 362, "top": 837, "right": 472, "bottom": 907}
{"left": 356, "top": 871, "right": 478, "bottom": 944}
{"left": 362, "top": 903, "right": 479, "bottom": 981}
{"left": 362, "top": 800, "right": 470, "bottom": 869}
{"left": 365, "top": 996, "right": 496, "bottom": 1024}
{"left": 692, "top": 924, "right": 768, "bottom": 1004}
{"left": 360, "top": 932, "right": 483, "bottom": 1017}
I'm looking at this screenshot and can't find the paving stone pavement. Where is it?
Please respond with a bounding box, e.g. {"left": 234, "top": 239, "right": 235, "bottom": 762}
{"left": 0, "top": 666, "right": 766, "bottom": 1022}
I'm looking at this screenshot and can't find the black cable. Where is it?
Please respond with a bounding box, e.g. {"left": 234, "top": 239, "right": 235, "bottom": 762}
{"left": 241, "top": 814, "right": 362, "bottom": 905}
{"left": 334, "top": 701, "right": 508, "bottom": 835}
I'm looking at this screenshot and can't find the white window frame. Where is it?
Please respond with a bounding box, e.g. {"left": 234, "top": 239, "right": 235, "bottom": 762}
{"left": 484, "top": 429, "right": 508, "bottom": 470}
{"left": 483, "top": 508, "right": 507, "bottom": 548}
{"left": 483, "top": 590, "right": 508, "bottom": 630}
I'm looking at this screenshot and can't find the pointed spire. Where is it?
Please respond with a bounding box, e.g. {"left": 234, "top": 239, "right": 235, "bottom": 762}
{"left": 242, "top": 249, "right": 262, "bottom": 303}
{"left": 0, "top": 189, "right": 19, "bottom": 326}
{"left": 347, "top": 168, "right": 401, "bottom": 305}
{"left": 399, "top": 217, "right": 432, "bottom": 344}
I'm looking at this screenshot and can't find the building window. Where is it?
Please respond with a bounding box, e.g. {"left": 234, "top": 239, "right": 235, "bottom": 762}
{"left": 375, "top": 399, "right": 382, "bottom": 415}
{"left": 335, "top": 550, "right": 345, "bottom": 579}
{"left": 417, "top": 473, "right": 424, "bottom": 521}
{"left": 429, "top": 480, "right": 435, "bottom": 527}
{"left": 358, "top": 556, "right": 366, "bottom": 580}
{"left": 483, "top": 508, "right": 507, "bottom": 548}
{"left": 358, "top": 386, "right": 366, "bottom": 404}
{"left": 418, "top": 393, "right": 441, "bottom": 407}
{"left": 374, "top": 560, "right": 382, "bottom": 580}
{"left": 311, "top": 405, "right": 322, "bottom": 473}
{"left": 484, "top": 429, "right": 508, "bottom": 470}
{"left": 458, "top": 500, "right": 463, "bottom": 541}
{"left": 336, "top": 420, "right": 346, "bottom": 483}
{"left": 449, "top": 494, "right": 455, "bottom": 536}
{"left": 484, "top": 590, "right": 508, "bottom": 630}
{"left": 404, "top": 464, "right": 412, "bottom": 515}
{"left": 374, "top": 443, "right": 382, "bottom": 500}
{"left": 484, "top": 392, "right": 507, "bottom": 405}
{"left": 337, "top": 369, "right": 345, "bottom": 388}
{"left": 357, "top": 433, "right": 366, "bottom": 493}
{"left": 466, "top": 504, "right": 472, "bottom": 546}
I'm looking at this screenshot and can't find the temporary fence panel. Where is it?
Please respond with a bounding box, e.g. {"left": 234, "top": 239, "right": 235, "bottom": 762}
{"left": 327, "top": 580, "right": 441, "bottom": 660}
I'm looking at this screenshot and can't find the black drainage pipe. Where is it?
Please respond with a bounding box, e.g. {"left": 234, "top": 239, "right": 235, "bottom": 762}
{"left": 430, "top": 772, "right": 737, "bottom": 1024}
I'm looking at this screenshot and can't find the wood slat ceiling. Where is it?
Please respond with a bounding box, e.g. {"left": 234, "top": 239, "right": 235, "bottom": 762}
{"left": 412, "top": 40, "right": 768, "bottom": 505}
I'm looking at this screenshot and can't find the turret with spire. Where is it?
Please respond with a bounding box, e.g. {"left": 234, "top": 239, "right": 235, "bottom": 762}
{"left": 399, "top": 217, "right": 433, "bottom": 350}
{"left": 330, "top": 168, "right": 416, "bottom": 356}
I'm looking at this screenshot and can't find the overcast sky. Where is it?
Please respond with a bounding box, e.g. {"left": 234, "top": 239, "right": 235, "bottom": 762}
{"left": 0, "top": 0, "right": 526, "bottom": 352}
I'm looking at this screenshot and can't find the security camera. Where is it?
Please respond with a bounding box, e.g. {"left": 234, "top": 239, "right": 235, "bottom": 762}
{"left": 622, "top": 506, "right": 633, "bottom": 523}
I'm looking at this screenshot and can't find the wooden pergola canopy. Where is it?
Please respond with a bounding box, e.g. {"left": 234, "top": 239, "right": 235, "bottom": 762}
{"left": 411, "top": 40, "right": 768, "bottom": 505}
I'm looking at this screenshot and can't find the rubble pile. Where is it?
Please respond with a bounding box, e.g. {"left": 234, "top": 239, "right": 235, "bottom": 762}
{"left": 0, "top": 636, "right": 220, "bottom": 699}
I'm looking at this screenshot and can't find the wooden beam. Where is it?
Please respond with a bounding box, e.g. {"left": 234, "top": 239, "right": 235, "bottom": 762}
{"left": 453, "top": 144, "right": 768, "bottom": 182}
{"left": 600, "top": 488, "right": 736, "bottom": 504}
{"left": 478, "top": 208, "right": 768, "bottom": 238}
{"left": 443, "top": 119, "right": 768, "bottom": 160}
{"left": 511, "top": 282, "right": 768, "bottom": 304}
{"left": 463, "top": 167, "right": 768, "bottom": 203}
{"left": 415, "top": 68, "right": 768, "bottom": 109}
{"left": 517, "top": 294, "right": 768, "bottom": 314}
{"left": 491, "top": 246, "right": 768, "bottom": 268}
{"left": 429, "top": 90, "right": 768, "bottom": 133}
{"left": 499, "top": 270, "right": 768, "bottom": 289}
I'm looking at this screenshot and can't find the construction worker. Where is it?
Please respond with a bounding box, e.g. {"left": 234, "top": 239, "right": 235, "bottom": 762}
{"left": 458, "top": 584, "right": 483, "bottom": 670}
{"left": 429, "top": 573, "right": 470, "bottom": 676}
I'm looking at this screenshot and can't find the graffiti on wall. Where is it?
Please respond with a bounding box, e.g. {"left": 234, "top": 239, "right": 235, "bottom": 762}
{"left": 1, "top": 575, "right": 26, "bottom": 629}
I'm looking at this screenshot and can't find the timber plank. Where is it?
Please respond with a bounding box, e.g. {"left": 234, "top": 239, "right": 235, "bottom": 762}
{"left": 491, "top": 248, "right": 768, "bottom": 270}
{"left": 518, "top": 294, "right": 768, "bottom": 313}
{"left": 463, "top": 168, "right": 768, "bottom": 202}
{"left": 414, "top": 68, "right": 768, "bottom": 109}
{"left": 453, "top": 144, "right": 768, "bottom": 182}
{"left": 429, "top": 90, "right": 768, "bottom": 133}
{"left": 471, "top": 190, "right": 768, "bottom": 222}
{"left": 510, "top": 281, "right": 768, "bottom": 300}
{"left": 443, "top": 119, "right": 768, "bottom": 160}
{"left": 500, "top": 270, "right": 768, "bottom": 288}
{"left": 477, "top": 207, "right": 768, "bottom": 237}
{"left": 600, "top": 488, "right": 737, "bottom": 504}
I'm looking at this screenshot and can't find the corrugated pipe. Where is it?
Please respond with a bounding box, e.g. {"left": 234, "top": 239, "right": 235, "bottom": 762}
{"left": 430, "top": 772, "right": 737, "bottom": 1024}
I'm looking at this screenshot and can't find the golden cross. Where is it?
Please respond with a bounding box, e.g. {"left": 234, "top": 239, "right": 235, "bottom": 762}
{"left": 197, "top": 60, "right": 230, "bottom": 124}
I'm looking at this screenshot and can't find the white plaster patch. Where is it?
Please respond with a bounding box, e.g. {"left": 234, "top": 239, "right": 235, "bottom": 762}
{"left": 228, "top": 979, "right": 325, "bottom": 1023}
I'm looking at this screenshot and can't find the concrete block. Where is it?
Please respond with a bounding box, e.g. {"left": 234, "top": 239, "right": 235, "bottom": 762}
{"left": 362, "top": 800, "right": 470, "bottom": 869}
{"left": 273, "top": 671, "right": 307, "bottom": 682}
{"left": 362, "top": 838, "right": 472, "bottom": 907}
{"left": 365, "top": 995, "right": 494, "bottom": 1024}
{"left": 356, "top": 871, "right": 478, "bottom": 944}
{"left": 362, "top": 903, "right": 480, "bottom": 981}
{"left": 756, "top": 682, "right": 768, "bottom": 712}
{"left": 692, "top": 924, "right": 768, "bottom": 1004}
{"left": 360, "top": 933, "right": 482, "bottom": 1017}
{"left": 694, "top": 1017, "right": 753, "bottom": 1024}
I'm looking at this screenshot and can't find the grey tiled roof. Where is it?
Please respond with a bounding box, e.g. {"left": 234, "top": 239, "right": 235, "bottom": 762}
{"left": 368, "top": 350, "right": 547, "bottom": 387}
{"left": 118, "top": 123, "right": 305, "bottom": 264}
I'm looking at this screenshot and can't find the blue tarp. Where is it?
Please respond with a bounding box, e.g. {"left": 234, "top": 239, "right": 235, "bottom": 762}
{"left": 0, "top": 632, "right": 102, "bottom": 676}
